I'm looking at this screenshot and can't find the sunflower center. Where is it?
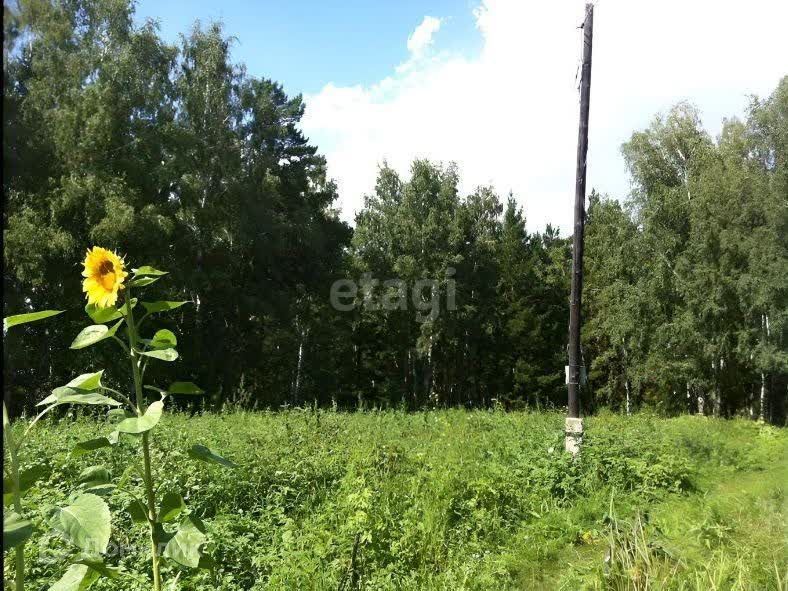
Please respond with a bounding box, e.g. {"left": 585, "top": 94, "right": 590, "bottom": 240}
{"left": 98, "top": 260, "right": 114, "bottom": 275}
{"left": 97, "top": 260, "right": 116, "bottom": 290}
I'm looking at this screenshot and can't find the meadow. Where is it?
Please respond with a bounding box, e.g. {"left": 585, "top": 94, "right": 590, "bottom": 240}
{"left": 5, "top": 409, "right": 786, "bottom": 590}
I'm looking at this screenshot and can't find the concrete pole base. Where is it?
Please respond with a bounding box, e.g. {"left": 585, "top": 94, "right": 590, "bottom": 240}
{"left": 565, "top": 417, "right": 584, "bottom": 456}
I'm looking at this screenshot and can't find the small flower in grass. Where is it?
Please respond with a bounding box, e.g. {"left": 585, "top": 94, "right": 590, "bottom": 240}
{"left": 82, "top": 246, "right": 128, "bottom": 308}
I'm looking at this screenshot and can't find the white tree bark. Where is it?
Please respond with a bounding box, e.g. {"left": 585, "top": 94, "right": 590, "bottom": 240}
{"left": 711, "top": 358, "right": 722, "bottom": 417}
{"left": 758, "top": 314, "right": 770, "bottom": 422}
{"left": 293, "top": 327, "right": 307, "bottom": 403}
{"left": 294, "top": 339, "right": 303, "bottom": 399}
{"left": 625, "top": 379, "right": 631, "bottom": 416}
{"left": 759, "top": 372, "right": 767, "bottom": 423}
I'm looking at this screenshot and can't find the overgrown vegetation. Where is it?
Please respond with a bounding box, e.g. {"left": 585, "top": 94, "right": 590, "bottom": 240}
{"left": 4, "top": 410, "right": 786, "bottom": 589}
{"left": 2, "top": 1, "right": 787, "bottom": 586}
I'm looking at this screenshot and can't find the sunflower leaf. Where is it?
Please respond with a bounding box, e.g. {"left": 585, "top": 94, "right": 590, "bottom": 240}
{"left": 138, "top": 348, "right": 178, "bottom": 362}
{"left": 66, "top": 371, "right": 104, "bottom": 390}
{"left": 70, "top": 320, "right": 123, "bottom": 350}
{"left": 73, "top": 556, "right": 124, "bottom": 579}
{"left": 37, "top": 388, "right": 121, "bottom": 408}
{"left": 72, "top": 432, "right": 119, "bottom": 457}
{"left": 159, "top": 492, "right": 186, "bottom": 523}
{"left": 188, "top": 444, "right": 237, "bottom": 468}
{"left": 163, "top": 515, "right": 208, "bottom": 568}
{"left": 132, "top": 266, "right": 168, "bottom": 277}
{"left": 49, "top": 493, "right": 111, "bottom": 554}
{"left": 37, "top": 372, "right": 105, "bottom": 406}
{"left": 142, "top": 329, "right": 177, "bottom": 349}
{"left": 86, "top": 305, "right": 122, "bottom": 323}
{"left": 115, "top": 401, "right": 164, "bottom": 434}
{"left": 141, "top": 301, "right": 190, "bottom": 315}
{"left": 3, "top": 511, "right": 33, "bottom": 550}
{"left": 85, "top": 299, "right": 136, "bottom": 323}
{"left": 3, "top": 310, "right": 63, "bottom": 331}
{"left": 126, "top": 499, "right": 148, "bottom": 523}
{"left": 48, "top": 563, "right": 100, "bottom": 591}
{"left": 167, "top": 382, "right": 203, "bottom": 395}
{"left": 128, "top": 276, "right": 159, "bottom": 288}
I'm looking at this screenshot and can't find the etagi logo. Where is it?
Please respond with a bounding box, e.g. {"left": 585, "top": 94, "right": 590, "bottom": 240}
{"left": 330, "top": 269, "right": 456, "bottom": 322}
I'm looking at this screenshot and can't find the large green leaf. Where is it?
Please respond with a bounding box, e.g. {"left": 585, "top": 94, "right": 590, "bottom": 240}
{"left": 70, "top": 325, "right": 108, "bottom": 349}
{"left": 85, "top": 303, "right": 121, "bottom": 324}
{"left": 115, "top": 401, "right": 164, "bottom": 434}
{"left": 167, "top": 382, "right": 204, "bottom": 395}
{"left": 48, "top": 563, "right": 100, "bottom": 591}
{"left": 70, "top": 320, "right": 122, "bottom": 350}
{"left": 158, "top": 492, "right": 186, "bottom": 523}
{"left": 39, "top": 371, "right": 111, "bottom": 407}
{"left": 71, "top": 432, "right": 119, "bottom": 457}
{"left": 188, "top": 444, "right": 237, "bottom": 468}
{"left": 4, "top": 309, "right": 63, "bottom": 331}
{"left": 50, "top": 493, "right": 111, "bottom": 554}
{"left": 74, "top": 556, "right": 123, "bottom": 579}
{"left": 132, "top": 266, "right": 167, "bottom": 277}
{"left": 153, "top": 522, "right": 174, "bottom": 546}
{"left": 3, "top": 511, "right": 32, "bottom": 550}
{"left": 66, "top": 371, "right": 104, "bottom": 390}
{"left": 76, "top": 466, "right": 113, "bottom": 496}
{"left": 163, "top": 515, "right": 207, "bottom": 568}
{"left": 128, "top": 276, "right": 159, "bottom": 287}
{"left": 138, "top": 348, "right": 179, "bottom": 362}
{"left": 77, "top": 466, "right": 111, "bottom": 486}
{"left": 85, "top": 299, "right": 137, "bottom": 324}
{"left": 144, "top": 329, "right": 177, "bottom": 349}
{"left": 37, "top": 388, "right": 121, "bottom": 408}
{"left": 141, "top": 301, "right": 189, "bottom": 314}
{"left": 126, "top": 499, "right": 148, "bottom": 524}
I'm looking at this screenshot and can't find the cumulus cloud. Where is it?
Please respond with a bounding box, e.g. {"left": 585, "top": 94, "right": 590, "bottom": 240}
{"left": 406, "top": 16, "right": 442, "bottom": 59}
{"left": 302, "top": 0, "right": 788, "bottom": 232}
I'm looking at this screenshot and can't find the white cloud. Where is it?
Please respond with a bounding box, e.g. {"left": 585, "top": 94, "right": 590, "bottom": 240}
{"left": 302, "top": 0, "right": 788, "bottom": 233}
{"left": 406, "top": 16, "right": 442, "bottom": 59}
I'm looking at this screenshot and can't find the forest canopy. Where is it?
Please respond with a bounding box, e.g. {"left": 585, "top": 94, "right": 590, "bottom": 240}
{"left": 3, "top": 0, "right": 786, "bottom": 422}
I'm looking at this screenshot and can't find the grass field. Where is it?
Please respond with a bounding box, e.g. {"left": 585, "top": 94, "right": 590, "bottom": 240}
{"left": 5, "top": 410, "right": 787, "bottom": 590}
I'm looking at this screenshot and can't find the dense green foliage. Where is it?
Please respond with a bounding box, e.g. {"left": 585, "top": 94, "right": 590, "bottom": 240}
{"left": 3, "top": 0, "right": 787, "bottom": 421}
{"left": 585, "top": 95, "right": 788, "bottom": 420}
{"left": 346, "top": 164, "right": 570, "bottom": 408}
{"left": 5, "top": 410, "right": 786, "bottom": 589}
{"left": 3, "top": 0, "right": 351, "bottom": 413}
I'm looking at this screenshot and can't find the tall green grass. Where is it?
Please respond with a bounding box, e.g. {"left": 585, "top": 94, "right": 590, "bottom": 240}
{"left": 4, "top": 410, "right": 786, "bottom": 590}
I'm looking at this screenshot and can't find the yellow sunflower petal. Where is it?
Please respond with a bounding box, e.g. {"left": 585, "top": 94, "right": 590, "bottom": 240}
{"left": 81, "top": 246, "right": 127, "bottom": 308}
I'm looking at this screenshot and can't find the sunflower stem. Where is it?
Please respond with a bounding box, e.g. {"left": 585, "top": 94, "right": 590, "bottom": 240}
{"left": 124, "top": 289, "right": 163, "bottom": 591}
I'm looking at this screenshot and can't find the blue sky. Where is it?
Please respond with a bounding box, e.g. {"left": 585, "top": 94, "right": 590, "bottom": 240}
{"left": 133, "top": 0, "right": 482, "bottom": 96}
{"left": 134, "top": 0, "right": 787, "bottom": 232}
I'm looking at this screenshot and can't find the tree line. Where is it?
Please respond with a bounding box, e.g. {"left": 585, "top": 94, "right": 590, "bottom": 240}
{"left": 3, "top": 1, "right": 786, "bottom": 421}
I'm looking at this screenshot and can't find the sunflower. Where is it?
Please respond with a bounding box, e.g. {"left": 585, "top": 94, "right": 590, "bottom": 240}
{"left": 82, "top": 247, "right": 128, "bottom": 308}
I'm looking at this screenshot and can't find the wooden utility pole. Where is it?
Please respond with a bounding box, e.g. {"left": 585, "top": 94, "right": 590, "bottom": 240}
{"left": 566, "top": 3, "right": 593, "bottom": 455}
